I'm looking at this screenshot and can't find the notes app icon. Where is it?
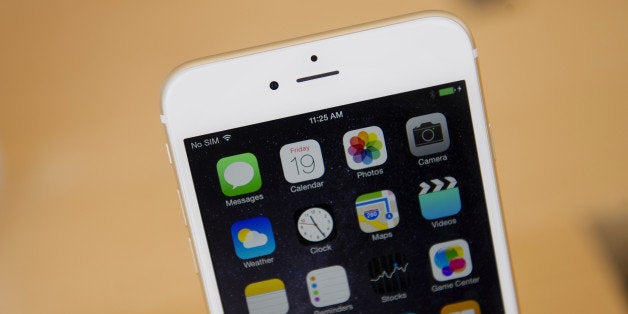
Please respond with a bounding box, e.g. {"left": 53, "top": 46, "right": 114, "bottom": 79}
{"left": 244, "top": 279, "right": 289, "bottom": 314}
{"left": 306, "top": 265, "right": 351, "bottom": 307}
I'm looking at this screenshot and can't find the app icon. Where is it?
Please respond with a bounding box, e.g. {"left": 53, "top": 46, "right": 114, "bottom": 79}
{"left": 441, "top": 300, "right": 481, "bottom": 314}
{"left": 429, "top": 239, "right": 473, "bottom": 281}
{"left": 343, "top": 126, "right": 388, "bottom": 170}
{"left": 280, "top": 139, "right": 325, "bottom": 183}
{"left": 295, "top": 206, "right": 335, "bottom": 244}
{"left": 231, "top": 217, "right": 275, "bottom": 260}
{"left": 355, "top": 190, "right": 400, "bottom": 233}
{"left": 244, "top": 278, "right": 289, "bottom": 314}
{"left": 217, "top": 152, "right": 262, "bottom": 197}
{"left": 419, "top": 176, "right": 461, "bottom": 220}
{"left": 306, "top": 265, "right": 350, "bottom": 307}
{"left": 368, "top": 253, "right": 410, "bottom": 294}
{"left": 406, "top": 113, "right": 450, "bottom": 156}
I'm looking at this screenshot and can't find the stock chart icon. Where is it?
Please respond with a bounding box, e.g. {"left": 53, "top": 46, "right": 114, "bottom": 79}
{"left": 368, "top": 253, "right": 410, "bottom": 294}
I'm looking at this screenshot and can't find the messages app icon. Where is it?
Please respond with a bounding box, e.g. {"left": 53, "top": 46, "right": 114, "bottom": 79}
{"left": 231, "top": 216, "right": 276, "bottom": 260}
{"left": 217, "top": 152, "right": 262, "bottom": 197}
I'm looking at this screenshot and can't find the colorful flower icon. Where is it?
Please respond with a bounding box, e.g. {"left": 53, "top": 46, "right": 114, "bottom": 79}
{"left": 347, "top": 131, "right": 383, "bottom": 164}
{"left": 343, "top": 126, "right": 388, "bottom": 170}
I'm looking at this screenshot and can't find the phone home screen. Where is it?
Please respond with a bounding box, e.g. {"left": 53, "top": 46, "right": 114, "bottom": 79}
{"left": 184, "top": 81, "right": 505, "bottom": 313}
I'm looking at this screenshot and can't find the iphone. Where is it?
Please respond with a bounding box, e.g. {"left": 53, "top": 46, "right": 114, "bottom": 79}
{"left": 161, "top": 12, "right": 518, "bottom": 313}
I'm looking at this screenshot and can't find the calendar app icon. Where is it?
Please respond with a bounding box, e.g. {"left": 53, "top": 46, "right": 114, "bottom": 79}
{"left": 280, "top": 139, "right": 325, "bottom": 183}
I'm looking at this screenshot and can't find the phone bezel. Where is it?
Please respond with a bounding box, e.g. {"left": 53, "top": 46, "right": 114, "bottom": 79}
{"left": 161, "top": 13, "right": 518, "bottom": 313}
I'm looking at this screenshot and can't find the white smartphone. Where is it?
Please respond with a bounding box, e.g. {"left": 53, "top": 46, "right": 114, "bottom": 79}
{"left": 161, "top": 13, "right": 518, "bottom": 313}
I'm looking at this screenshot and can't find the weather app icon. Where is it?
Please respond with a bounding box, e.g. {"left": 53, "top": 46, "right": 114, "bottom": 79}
{"left": 429, "top": 239, "right": 473, "bottom": 281}
{"left": 231, "top": 217, "right": 276, "bottom": 260}
{"left": 343, "top": 126, "right": 388, "bottom": 170}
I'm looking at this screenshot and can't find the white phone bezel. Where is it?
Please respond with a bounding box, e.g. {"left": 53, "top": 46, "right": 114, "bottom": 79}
{"left": 162, "top": 14, "right": 517, "bottom": 313}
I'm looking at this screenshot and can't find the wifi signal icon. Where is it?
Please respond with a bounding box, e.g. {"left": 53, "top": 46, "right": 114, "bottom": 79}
{"left": 222, "top": 134, "right": 232, "bottom": 142}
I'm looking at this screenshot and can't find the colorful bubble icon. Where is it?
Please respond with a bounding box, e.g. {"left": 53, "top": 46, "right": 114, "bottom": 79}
{"left": 429, "top": 239, "right": 473, "bottom": 281}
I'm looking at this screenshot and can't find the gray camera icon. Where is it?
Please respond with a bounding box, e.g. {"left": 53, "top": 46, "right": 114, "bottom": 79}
{"left": 413, "top": 121, "right": 445, "bottom": 147}
{"left": 406, "top": 113, "right": 450, "bottom": 156}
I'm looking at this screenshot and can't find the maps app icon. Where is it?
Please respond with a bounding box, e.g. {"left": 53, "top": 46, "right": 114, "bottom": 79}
{"left": 355, "top": 190, "right": 400, "bottom": 233}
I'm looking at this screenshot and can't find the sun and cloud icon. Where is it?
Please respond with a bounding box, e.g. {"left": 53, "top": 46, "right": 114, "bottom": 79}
{"left": 231, "top": 216, "right": 276, "bottom": 259}
{"left": 238, "top": 228, "right": 268, "bottom": 248}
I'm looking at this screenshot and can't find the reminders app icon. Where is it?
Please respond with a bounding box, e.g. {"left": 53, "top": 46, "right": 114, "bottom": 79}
{"left": 306, "top": 265, "right": 350, "bottom": 307}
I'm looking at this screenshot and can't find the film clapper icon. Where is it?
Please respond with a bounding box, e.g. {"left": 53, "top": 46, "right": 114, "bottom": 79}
{"left": 418, "top": 176, "right": 461, "bottom": 220}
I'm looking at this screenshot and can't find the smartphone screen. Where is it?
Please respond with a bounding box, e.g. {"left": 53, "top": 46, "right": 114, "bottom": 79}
{"left": 184, "top": 80, "right": 504, "bottom": 313}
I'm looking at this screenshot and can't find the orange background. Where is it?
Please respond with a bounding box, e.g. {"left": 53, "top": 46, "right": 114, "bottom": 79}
{"left": 1, "top": 1, "right": 627, "bottom": 313}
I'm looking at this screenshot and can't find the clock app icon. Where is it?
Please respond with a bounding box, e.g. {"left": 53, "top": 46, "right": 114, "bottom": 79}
{"left": 295, "top": 206, "right": 336, "bottom": 244}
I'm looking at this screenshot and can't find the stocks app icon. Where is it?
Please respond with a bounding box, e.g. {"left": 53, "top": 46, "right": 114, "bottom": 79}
{"left": 368, "top": 253, "right": 410, "bottom": 293}
{"left": 406, "top": 113, "right": 450, "bottom": 156}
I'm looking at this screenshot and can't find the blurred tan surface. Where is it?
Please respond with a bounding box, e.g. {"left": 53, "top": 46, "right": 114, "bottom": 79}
{"left": 1, "top": 0, "right": 627, "bottom": 313}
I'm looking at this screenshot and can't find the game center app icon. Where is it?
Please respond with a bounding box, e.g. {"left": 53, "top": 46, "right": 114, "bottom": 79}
{"left": 216, "top": 152, "right": 262, "bottom": 197}
{"left": 429, "top": 239, "right": 473, "bottom": 281}
{"left": 343, "top": 126, "right": 388, "bottom": 170}
{"left": 231, "top": 217, "right": 276, "bottom": 260}
{"left": 355, "top": 190, "right": 400, "bottom": 233}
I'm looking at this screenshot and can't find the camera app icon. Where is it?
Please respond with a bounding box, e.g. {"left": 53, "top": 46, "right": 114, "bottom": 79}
{"left": 405, "top": 113, "right": 450, "bottom": 157}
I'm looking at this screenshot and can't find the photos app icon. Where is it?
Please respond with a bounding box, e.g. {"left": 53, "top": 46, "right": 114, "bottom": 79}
{"left": 343, "top": 126, "right": 388, "bottom": 170}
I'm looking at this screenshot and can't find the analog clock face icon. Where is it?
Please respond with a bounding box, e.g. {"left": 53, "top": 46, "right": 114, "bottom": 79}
{"left": 295, "top": 206, "right": 335, "bottom": 244}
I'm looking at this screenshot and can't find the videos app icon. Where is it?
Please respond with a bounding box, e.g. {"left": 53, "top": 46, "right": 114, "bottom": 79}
{"left": 419, "top": 176, "right": 461, "bottom": 220}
